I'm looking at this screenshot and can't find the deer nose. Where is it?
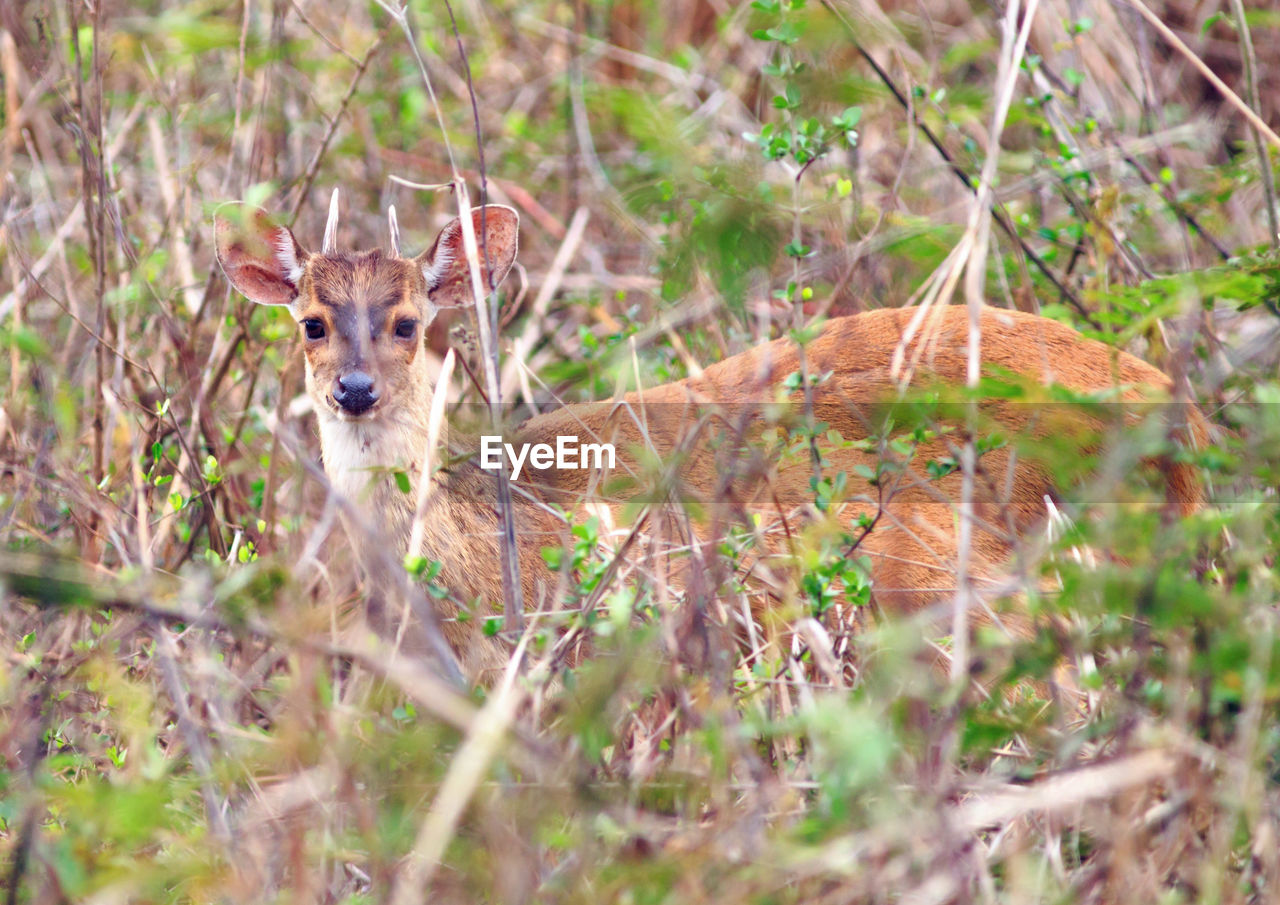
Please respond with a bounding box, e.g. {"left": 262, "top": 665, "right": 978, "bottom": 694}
{"left": 333, "top": 371, "right": 379, "bottom": 414}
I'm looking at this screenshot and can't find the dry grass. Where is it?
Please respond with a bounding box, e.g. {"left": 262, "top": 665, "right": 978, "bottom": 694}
{"left": 3, "top": 0, "right": 1280, "bottom": 902}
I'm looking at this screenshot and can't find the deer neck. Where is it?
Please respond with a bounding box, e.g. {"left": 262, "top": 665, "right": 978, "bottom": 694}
{"left": 313, "top": 374, "right": 447, "bottom": 554}
{"left": 316, "top": 406, "right": 431, "bottom": 502}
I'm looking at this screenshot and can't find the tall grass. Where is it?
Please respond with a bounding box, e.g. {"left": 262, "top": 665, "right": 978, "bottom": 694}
{"left": 3, "top": 0, "right": 1280, "bottom": 901}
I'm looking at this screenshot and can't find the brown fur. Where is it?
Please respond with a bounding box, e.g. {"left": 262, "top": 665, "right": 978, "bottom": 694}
{"left": 521, "top": 307, "right": 1206, "bottom": 631}
{"left": 215, "top": 203, "right": 1206, "bottom": 682}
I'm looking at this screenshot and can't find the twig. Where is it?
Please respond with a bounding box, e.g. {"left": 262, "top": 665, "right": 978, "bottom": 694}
{"left": 818, "top": 0, "right": 1097, "bottom": 327}
{"left": 380, "top": 147, "right": 568, "bottom": 238}
{"left": 438, "top": 0, "right": 528, "bottom": 635}
{"left": 956, "top": 749, "right": 1179, "bottom": 831}
{"left": 1029, "top": 64, "right": 1231, "bottom": 261}
{"left": 220, "top": 0, "right": 253, "bottom": 197}
{"left": 290, "top": 33, "right": 384, "bottom": 219}
{"left": 0, "top": 549, "right": 481, "bottom": 731}
{"left": 287, "top": 0, "right": 360, "bottom": 65}
{"left": 66, "top": 0, "right": 105, "bottom": 496}
{"left": 3, "top": 95, "right": 144, "bottom": 321}
{"left": 0, "top": 32, "right": 17, "bottom": 203}
{"left": 403, "top": 350, "right": 457, "bottom": 657}
{"left": 152, "top": 620, "right": 233, "bottom": 841}
{"left": 454, "top": 183, "right": 526, "bottom": 632}
{"left": 373, "top": 0, "right": 459, "bottom": 173}
{"left": 1123, "top": 0, "right": 1280, "bottom": 153}
{"left": 501, "top": 205, "right": 590, "bottom": 402}
{"left": 377, "top": 0, "right": 527, "bottom": 634}
{"left": 440, "top": 0, "right": 489, "bottom": 211}
{"left": 387, "top": 651, "right": 526, "bottom": 905}
{"left": 1227, "top": 0, "right": 1278, "bottom": 248}
{"left": 146, "top": 113, "right": 202, "bottom": 314}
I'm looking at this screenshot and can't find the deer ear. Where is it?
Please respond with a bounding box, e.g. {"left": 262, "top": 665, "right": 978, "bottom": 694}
{"left": 214, "top": 203, "right": 309, "bottom": 308}
{"left": 416, "top": 205, "right": 519, "bottom": 309}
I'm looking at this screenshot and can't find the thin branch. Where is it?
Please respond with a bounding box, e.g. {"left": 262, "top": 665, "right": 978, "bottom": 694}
{"left": 152, "top": 621, "right": 233, "bottom": 841}
{"left": 373, "top": 1, "right": 459, "bottom": 173}
{"left": 436, "top": 0, "right": 528, "bottom": 635}
{"left": 290, "top": 33, "right": 385, "bottom": 219}
{"left": 440, "top": 0, "right": 489, "bottom": 212}
{"left": 1029, "top": 63, "right": 1231, "bottom": 261}
{"left": 220, "top": 0, "right": 253, "bottom": 197}
{"left": 287, "top": 0, "right": 360, "bottom": 65}
{"left": 1227, "top": 0, "right": 1278, "bottom": 248}
{"left": 378, "top": 0, "right": 527, "bottom": 635}
{"left": 818, "top": 0, "right": 1098, "bottom": 327}
{"left": 387, "top": 652, "right": 526, "bottom": 905}
{"left": 1124, "top": 0, "right": 1280, "bottom": 152}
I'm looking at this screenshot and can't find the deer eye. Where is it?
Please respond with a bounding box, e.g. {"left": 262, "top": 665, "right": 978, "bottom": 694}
{"left": 394, "top": 319, "right": 418, "bottom": 339}
{"left": 303, "top": 319, "right": 326, "bottom": 340}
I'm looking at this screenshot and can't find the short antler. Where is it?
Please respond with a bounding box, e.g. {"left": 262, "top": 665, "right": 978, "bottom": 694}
{"left": 211, "top": 194, "right": 1206, "bottom": 688}
{"left": 322, "top": 187, "right": 340, "bottom": 254}
{"left": 388, "top": 205, "right": 402, "bottom": 258}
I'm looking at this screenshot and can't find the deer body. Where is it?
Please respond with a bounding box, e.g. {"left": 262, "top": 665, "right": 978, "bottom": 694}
{"left": 215, "top": 200, "right": 1204, "bottom": 680}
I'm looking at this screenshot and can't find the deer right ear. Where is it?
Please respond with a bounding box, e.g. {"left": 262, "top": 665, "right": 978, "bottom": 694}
{"left": 416, "top": 205, "right": 519, "bottom": 309}
{"left": 214, "top": 203, "right": 309, "bottom": 308}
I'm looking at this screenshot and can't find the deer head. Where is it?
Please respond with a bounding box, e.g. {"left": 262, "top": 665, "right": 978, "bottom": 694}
{"left": 214, "top": 193, "right": 519, "bottom": 423}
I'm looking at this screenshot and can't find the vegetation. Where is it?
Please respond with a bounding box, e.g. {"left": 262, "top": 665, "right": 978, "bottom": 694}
{"left": 4, "top": 0, "right": 1280, "bottom": 901}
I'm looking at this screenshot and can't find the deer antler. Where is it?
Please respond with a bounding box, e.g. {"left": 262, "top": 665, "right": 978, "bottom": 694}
{"left": 322, "top": 187, "right": 340, "bottom": 254}
{"left": 388, "top": 204, "right": 401, "bottom": 258}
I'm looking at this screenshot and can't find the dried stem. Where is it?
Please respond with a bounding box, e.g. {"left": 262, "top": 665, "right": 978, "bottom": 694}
{"left": 1125, "top": 0, "right": 1280, "bottom": 152}
{"left": 1227, "top": 0, "right": 1279, "bottom": 247}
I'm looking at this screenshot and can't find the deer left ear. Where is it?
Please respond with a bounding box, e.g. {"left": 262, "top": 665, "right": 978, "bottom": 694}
{"left": 214, "top": 203, "right": 310, "bottom": 308}
{"left": 416, "top": 205, "right": 519, "bottom": 309}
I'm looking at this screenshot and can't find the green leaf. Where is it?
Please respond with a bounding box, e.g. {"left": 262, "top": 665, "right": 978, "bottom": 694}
{"left": 832, "top": 106, "right": 862, "bottom": 129}
{"left": 3, "top": 326, "right": 50, "bottom": 358}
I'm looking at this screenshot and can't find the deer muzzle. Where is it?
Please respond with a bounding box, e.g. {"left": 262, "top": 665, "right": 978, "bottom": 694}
{"left": 333, "top": 371, "right": 379, "bottom": 415}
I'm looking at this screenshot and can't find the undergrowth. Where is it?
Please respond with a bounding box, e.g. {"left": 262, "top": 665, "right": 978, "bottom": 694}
{"left": 3, "top": 0, "right": 1280, "bottom": 902}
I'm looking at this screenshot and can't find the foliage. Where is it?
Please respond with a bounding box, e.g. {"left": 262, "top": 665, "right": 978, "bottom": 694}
{"left": 3, "top": 0, "right": 1280, "bottom": 902}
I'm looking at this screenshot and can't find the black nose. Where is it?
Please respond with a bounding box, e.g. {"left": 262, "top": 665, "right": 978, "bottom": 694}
{"left": 333, "top": 371, "right": 379, "bottom": 414}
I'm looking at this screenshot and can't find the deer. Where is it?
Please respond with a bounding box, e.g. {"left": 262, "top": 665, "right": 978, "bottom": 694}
{"left": 213, "top": 196, "right": 1206, "bottom": 685}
